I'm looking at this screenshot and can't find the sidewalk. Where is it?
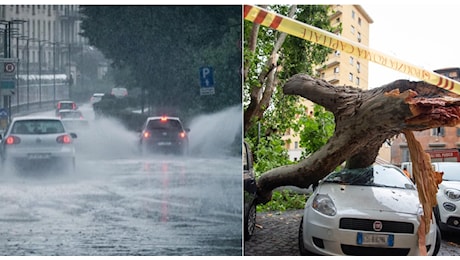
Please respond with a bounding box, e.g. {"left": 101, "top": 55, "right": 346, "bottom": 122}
{"left": 244, "top": 209, "right": 303, "bottom": 256}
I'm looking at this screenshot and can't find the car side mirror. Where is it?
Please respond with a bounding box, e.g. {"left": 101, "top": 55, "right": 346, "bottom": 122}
{"left": 70, "top": 133, "right": 77, "bottom": 139}
{"left": 185, "top": 128, "right": 190, "bottom": 132}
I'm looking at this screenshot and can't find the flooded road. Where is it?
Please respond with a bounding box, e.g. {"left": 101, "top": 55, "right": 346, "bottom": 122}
{"left": 0, "top": 104, "right": 243, "bottom": 256}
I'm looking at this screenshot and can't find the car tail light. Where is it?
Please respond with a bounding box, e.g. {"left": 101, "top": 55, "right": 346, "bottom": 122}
{"left": 5, "top": 135, "right": 20, "bottom": 145}
{"left": 56, "top": 134, "right": 72, "bottom": 144}
{"left": 143, "top": 131, "right": 151, "bottom": 139}
{"left": 72, "top": 103, "right": 76, "bottom": 109}
{"left": 179, "top": 131, "right": 186, "bottom": 138}
{"left": 160, "top": 116, "right": 168, "bottom": 122}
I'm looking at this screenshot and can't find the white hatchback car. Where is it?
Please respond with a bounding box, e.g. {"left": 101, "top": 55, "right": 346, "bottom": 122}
{"left": 432, "top": 162, "right": 460, "bottom": 233}
{"left": 0, "top": 116, "right": 77, "bottom": 174}
{"left": 299, "top": 164, "right": 441, "bottom": 256}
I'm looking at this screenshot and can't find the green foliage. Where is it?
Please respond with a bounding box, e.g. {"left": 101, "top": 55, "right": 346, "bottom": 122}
{"left": 298, "top": 104, "right": 335, "bottom": 158}
{"left": 80, "top": 6, "right": 241, "bottom": 116}
{"left": 247, "top": 135, "right": 292, "bottom": 176}
{"left": 244, "top": 5, "right": 340, "bottom": 211}
{"left": 257, "top": 190, "right": 309, "bottom": 212}
{"left": 244, "top": 5, "right": 337, "bottom": 170}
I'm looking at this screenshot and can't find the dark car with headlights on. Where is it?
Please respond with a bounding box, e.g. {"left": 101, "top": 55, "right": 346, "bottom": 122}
{"left": 138, "top": 116, "right": 190, "bottom": 155}
{"left": 0, "top": 116, "right": 77, "bottom": 174}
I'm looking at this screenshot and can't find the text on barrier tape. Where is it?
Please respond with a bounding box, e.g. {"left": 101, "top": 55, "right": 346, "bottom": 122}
{"left": 244, "top": 5, "right": 460, "bottom": 94}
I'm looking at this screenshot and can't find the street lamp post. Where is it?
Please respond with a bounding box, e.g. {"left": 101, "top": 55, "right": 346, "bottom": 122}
{"left": 35, "top": 39, "right": 47, "bottom": 109}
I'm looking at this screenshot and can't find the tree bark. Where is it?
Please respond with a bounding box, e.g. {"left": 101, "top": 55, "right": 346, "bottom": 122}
{"left": 256, "top": 74, "right": 460, "bottom": 204}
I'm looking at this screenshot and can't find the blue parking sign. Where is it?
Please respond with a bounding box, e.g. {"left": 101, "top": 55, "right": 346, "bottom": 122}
{"left": 200, "top": 66, "right": 214, "bottom": 87}
{"left": 0, "top": 108, "right": 8, "bottom": 119}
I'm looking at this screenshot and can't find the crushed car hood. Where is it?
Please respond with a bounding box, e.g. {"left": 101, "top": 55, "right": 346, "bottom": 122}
{"left": 317, "top": 183, "right": 420, "bottom": 215}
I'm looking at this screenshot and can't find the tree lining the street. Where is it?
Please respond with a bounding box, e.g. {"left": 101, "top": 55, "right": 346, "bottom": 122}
{"left": 244, "top": 5, "right": 337, "bottom": 176}
{"left": 79, "top": 6, "right": 242, "bottom": 117}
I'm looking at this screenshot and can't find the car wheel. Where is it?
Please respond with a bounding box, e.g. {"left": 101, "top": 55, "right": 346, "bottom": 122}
{"left": 433, "top": 225, "right": 442, "bottom": 256}
{"left": 244, "top": 201, "right": 256, "bottom": 241}
{"left": 299, "top": 216, "right": 316, "bottom": 256}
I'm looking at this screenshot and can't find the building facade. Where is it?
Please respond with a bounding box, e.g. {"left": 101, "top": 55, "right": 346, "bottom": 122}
{"left": 391, "top": 67, "right": 460, "bottom": 166}
{"left": 282, "top": 5, "right": 384, "bottom": 161}
{"left": 0, "top": 5, "right": 86, "bottom": 77}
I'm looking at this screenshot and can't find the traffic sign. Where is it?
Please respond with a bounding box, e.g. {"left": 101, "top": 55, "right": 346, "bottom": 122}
{"left": 0, "top": 58, "right": 18, "bottom": 80}
{"left": 200, "top": 66, "right": 214, "bottom": 87}
{"left": 4, "top": 62, "right": 15, "bottom": 73}
{"left": 199, "top": 66, "right": 215, "bottom": 96}
{"left": 0, "top": 108, "right": 8, "bottom": 119}
{"left": 0, "top": 80, "right": 15, "bottom": 90}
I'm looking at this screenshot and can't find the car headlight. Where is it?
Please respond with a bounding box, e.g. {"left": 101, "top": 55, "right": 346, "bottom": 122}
{"left": 445, "top": 188, "right": 460, "bottom": 201}
{"left": 312, "top": 194, "right": 336, "bottom": 216}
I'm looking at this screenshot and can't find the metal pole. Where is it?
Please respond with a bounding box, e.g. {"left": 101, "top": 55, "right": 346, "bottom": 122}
{"left": 26, "top": 38, "right": 29, "bottom": 111}
{"left": 38, "top": 41, "right": 41, "bottom": 108}
{"left": 16, "top": 36, "right": 19, "bottom": 113}
{"left": 68, "top": 43, "right": 71, "bottom": 100}
{"left": 53, "top": 43, "right": 56, "bottom": 104}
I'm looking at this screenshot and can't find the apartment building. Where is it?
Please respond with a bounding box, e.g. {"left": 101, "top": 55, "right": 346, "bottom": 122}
{"left": 0, "top": 5, "right": 86, "bottom": 76}
{"left": 282, "top": 5, "right": 381, "bottom": 161}
{"left": 391, "top": 67, "right": 460, "bottom": 166}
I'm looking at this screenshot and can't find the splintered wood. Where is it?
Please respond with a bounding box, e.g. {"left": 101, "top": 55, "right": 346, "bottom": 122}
{"left": 403, "top": 130, "right": 438, "bottom": 256}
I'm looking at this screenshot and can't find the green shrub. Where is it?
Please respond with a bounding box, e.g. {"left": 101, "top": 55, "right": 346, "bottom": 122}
{"left": 257, "top": 190, "right": 310, "bottom": 212}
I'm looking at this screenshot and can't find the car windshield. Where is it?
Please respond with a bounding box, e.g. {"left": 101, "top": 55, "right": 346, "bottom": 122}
{"left": 437, "top": 163, "right": 460, "bottom": 181}
{"left": 147, "top": 119, "right": 182, "bottom": 130}
{"left": 12, "top": 120, "right": 65, "bottom": 135}
{"left": 59, "top": 102, "right": 75, "bottom": 110}
{"left": 323, "top": 165, "right": 415, "bottom": 190}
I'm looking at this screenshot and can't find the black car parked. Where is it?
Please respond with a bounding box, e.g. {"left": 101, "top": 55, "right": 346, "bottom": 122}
{"left": 244, "top": 141, "right": 257, "bottom": 241}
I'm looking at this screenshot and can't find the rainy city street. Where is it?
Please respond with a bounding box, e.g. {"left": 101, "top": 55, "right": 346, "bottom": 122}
{"left": 0, "top": 104, "right": 243, "bottom": 256}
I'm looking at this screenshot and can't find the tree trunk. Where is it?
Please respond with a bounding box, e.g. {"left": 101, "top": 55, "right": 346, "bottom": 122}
{"left": 256, "top": 73, "right": 460, "bottom": 204}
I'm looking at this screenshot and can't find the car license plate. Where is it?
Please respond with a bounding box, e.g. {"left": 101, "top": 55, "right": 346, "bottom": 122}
{"left": 357, "top": 232, "right": 394, "bottom": 246}
{"left": 28, "top": 153, "right": 51, "bottom": 159}
{"left": 158, "top": 142, "right": 172, "bottom": 146}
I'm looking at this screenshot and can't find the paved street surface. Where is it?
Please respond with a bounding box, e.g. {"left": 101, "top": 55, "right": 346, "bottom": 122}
{"left": 0, "top": 104, "right": 243, "bottom": 256}
{"left": 244, "top": 209, "right": 460, "bottom": 256}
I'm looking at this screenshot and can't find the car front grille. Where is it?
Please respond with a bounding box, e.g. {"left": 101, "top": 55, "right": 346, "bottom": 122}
{"left": 340, "top": 218, "right": 414, "bottom": 234}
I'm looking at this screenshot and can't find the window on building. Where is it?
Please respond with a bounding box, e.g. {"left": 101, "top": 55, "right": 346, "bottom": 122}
{"left": 351, "top": 25, "right": 355, "bottom": 35}
{"left": 432, "top": 127, "right": 445, "bottom": 136}
{"left": 349, "top": 56, "right": 354, "bottom": 65}
{"left": 357, "top": 61, "right": 361, "bottom": 73}
{"left": 402, "top": 148, "right": 410, "bottom": 163}
{"left": 294, "top": 141, "right": 299, "bottom": 149}
{"left": 349, "top": 73, "right": 353, "bottom": 82}
{"left": 356, "top": 77, "right": 360, "bottom": 86}
{"left": 334, "top": 50, "right": 340, "bottom": 56}
{"left": 358, "top": 17, "right": 362, "bottom": 25}
{"left": 357, "top": 32, "right": 361, "bottom": 42}
{"left": 351, "top": 10, "right": 355, "bottom": 19}
{"left": 32, "top": 20, "right": 35, "bottom": 38}
{"left": 334, "top": 67, "right": 339, "bottom": 74}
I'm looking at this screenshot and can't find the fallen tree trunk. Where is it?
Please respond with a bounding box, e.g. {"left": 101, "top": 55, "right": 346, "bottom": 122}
{"left": 256, "top": 74, "right": 460, "bottom": 204}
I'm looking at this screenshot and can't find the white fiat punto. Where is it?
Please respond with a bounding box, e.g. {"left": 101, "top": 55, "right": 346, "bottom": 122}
{"left": 299, "top": 164, "right": 441, "bottom": 256}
